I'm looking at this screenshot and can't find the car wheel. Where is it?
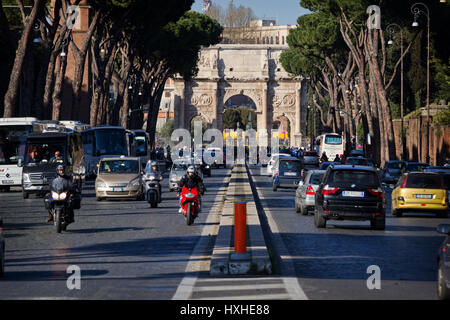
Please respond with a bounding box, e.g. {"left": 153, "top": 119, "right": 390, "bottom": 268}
{"left": 438, "top": 261, "right": 450, "bottom": 300}
{"left": 96, "top": 197, "right": 103, "bottom": 202}
{"left": 371, "top": 217, "right": 386, "bottom": 230}
{"left": 300, "top": 204, "right": 308, "bottom": 216}
{"left": 295, "top": 198, "right": 301, "bottom": 213}
{"left": 22, "top": 190, "right": 29, "bottom": 199}
{"left": 392, "top": 208, "right": 403, "bottom": 217}
{"left": 273, "top": 184, "right": 277, "bottom": 192}
{"left": 314, "top": 210, "right": 326, "bottom": 228}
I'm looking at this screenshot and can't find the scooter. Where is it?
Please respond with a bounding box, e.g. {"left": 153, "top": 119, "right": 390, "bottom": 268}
{"left": 144, "top": 175, "right": 163, "bottom": 208}
{"left": 180, "top": 186, "right": 200, "bottom": 226}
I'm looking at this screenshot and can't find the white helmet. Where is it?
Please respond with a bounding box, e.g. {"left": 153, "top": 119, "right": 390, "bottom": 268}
{"left": 187, "top": 166, "right": 195, "bottom": 174}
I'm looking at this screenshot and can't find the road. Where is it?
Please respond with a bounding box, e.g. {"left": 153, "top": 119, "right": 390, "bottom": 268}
{"left": 249, "top": 165, "right": 448, "bottom": 300}
{"left": 0, "top": 164, "right": 447, "bottom": 300}
{"left": 0, "top": 168, "right": 230, "bottom": 299}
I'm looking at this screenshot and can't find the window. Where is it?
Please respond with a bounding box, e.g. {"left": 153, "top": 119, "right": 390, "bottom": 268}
{"left": 99, "top": 160, "right": 139, "bottom": 174}
{"left": 329, "top": 170, "right": 378, "bottom": 186}
{"left": 406, "top": 174, "right": 443, "bottom": 189}
{"left": 325, "top": 136, "right": 343, "bottom": 145}
{"left": 282, "top": 36, "right": 285, "bottom": 45}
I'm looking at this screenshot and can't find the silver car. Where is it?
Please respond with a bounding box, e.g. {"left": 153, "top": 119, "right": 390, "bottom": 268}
{"left": 295, "top": 170, "right": 326, "bottom": 215}
{"left": 303, "top": 151, "right": 319, "bottom": 166}
{"left": 169, "top": 161, "right": 189, "bottom": 192}
{"left": 0, "top": 219, "right": 4, "bottom": 276}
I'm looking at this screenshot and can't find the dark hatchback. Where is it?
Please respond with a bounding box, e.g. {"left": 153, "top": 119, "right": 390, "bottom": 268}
{"left": 314, "top": 165, "right": 385, "bottom": 230}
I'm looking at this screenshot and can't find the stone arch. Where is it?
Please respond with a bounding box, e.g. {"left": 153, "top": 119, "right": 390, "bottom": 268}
{"left": 272, "top": 113, "right": 294, "bottom": 147}
{"left": 222, "top": 89, "right": 261, "bottom": 113}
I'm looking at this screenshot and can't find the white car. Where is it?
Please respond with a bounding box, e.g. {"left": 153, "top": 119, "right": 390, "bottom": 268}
{"left": 267, "top": 153, "right": 291, "bottom": 176}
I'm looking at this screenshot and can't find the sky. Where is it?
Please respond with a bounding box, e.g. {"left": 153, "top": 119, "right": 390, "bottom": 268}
{"left": 191, "top": 0, "right": 311, "bottom": 25}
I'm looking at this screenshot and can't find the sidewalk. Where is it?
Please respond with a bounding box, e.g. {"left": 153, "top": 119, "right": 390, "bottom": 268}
{"left": 209, "top": 164, "right": 272, "bottom": 275}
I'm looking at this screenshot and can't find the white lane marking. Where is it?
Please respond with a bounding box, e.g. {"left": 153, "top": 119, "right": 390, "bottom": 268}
{"left": 172, "top": 170, "right": 231, "bottom": 300}
{"left": 193, "top": 283, "right": 287, "bottom": 292}
{"left": 249, "top": 166, "right": 309, "bottom": 300}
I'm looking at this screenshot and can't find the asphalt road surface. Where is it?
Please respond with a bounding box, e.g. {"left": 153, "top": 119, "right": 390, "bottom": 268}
{"left": 249, "top": 165, "right": 448, "bottom": 300}
{"left": 0, "top": 168, "right": 230, "bottom": 300}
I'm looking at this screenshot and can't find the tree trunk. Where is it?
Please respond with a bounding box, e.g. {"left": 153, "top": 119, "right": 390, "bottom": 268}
{"left": 52, "top": 56, "right": 68, "bottom": 120}
{"left": 3, "top": 0, "right": 44, "bottom": 117}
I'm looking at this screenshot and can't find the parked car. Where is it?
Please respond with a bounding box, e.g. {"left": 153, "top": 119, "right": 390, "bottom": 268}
{"left": 295, "top": 170, "right": 326, "bottom": 215}
{"left": 95, "top": 156, "right": 145, "bottom": 201}
{"left": 443, "top": 174, "right": 450, "bottom": 205}
{"left": 267, "top": 153, "right": 291, "bottom": 176}
{"left": 404, "top": 162, "right": 429, "bottom": 173}
{"left": 314, "top": 165, "right": 385, "bottom": 230}
{"left": 391, "top": 172, "right": 448, "bottom": 218}
{"left": 303, "top": 151, "right": 319, "bottom": 166}
{"left": 345, "top": 157, "right": 369, "bottom": 166}
{"left": 382, "top": 160, "right": 407, "bottom": 185}
{"left": 272, "top": 156, "right": 304, "bottom": 191}
{"left": 0, "top": 219, "right": 4, "bottom": 277}
{"left": 319, "top": 161, "right": 341, "bottom": 170}
{"left": 437, "top": 224, "right": 450, "bottom": 300}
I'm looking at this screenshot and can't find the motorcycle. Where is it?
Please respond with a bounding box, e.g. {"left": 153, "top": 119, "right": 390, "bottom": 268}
{"left": 144, "top": 174, "right": 163, "bottom": 208}
{"left": 44, "top": 178, "right": 81, "bottom": 233}
{"left": 180, "top": 186, "right": 200, "bottom": 226}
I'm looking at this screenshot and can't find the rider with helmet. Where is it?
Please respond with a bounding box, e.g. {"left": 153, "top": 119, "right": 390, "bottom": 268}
{"left": 46, "top": 165, "right": 76, "bottom": 223}
{"left": 147, "top": 160, "right": 163, "bottom": 198}
{"left": 177, "top": 165, "right": 206, "bottom": 214}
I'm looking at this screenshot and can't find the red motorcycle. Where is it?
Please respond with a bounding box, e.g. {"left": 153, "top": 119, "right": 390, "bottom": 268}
{"left": 180, "top": 186, "right": 200, "bottom": 225}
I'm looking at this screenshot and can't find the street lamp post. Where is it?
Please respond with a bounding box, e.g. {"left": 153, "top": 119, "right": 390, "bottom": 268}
{"left": 387, "top": 23, "right": 406, "bottom": 161}
{"left": 411, "top": 2, "right": 431, "bottom": 164}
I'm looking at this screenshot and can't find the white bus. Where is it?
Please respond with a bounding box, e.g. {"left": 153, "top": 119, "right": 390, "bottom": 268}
{"left": 0, "top": 117, "right": 38, "bottom": 191}
{"left": 81, "top": 126, "right": 133, "bottom": 178}
{"left": 315, "top": 133, "right": 345, "bottom": 160}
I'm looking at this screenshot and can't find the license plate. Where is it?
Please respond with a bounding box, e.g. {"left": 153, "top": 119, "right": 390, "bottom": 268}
{"left": 112, "top": 188, "right": 123, "bottom": 192}
{"left": 416, "top": 194, "right": 433, "bottom": 199}
{"left": 36, "top": 186, "right": 42, "bottom": 190}
{"left": 285, "top": 172, "right": 297, "bottom": 176}
{"left": 2, "top": 180, "right": 14, "bottom": 185}
{"left": 342, "top": 191, "right": 364, "bottom": 197}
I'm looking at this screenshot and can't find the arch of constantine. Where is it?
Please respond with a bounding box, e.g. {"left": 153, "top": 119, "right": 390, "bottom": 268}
{"left": 172, "top": 44, "right": 309, "bottom": 147}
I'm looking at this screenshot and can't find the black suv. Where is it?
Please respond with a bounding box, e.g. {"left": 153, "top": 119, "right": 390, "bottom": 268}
{"left": 314, "top": 165, "right": 386, "bottom": 230}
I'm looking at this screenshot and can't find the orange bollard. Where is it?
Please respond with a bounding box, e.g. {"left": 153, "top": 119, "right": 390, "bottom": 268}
{"left": 234, "top": 201, "right": 247, "bottom": 254}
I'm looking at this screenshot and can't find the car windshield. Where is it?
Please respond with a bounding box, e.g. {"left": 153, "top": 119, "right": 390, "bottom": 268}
{"left": 387, "top": 162, "right": 404, "bottom": 169}
{"left": 173, "top": 163, "right": 188, "bottom": 171}
{"left": 310, "top": 173, "right": 325, "bottom": 185}
{"left": 406, "top": 163, "right": 428, "bottom": 172}
{"left": 329, "top": 170, "right": 378, "bottom": 186}
{"left": 0, "top": 139, "right": 25, "bottom": 164}
{"left": 279, "top": 160, "right": 302, "bottom": 171}
{"left": 135, "top": 135, "right": 147, "bottom": 156}
{"left": 347, "top": 158, "right": 368, "bottom": 165}
{"left": 325, "top": 136, "right": 342, "bottom": 145}
{"left": 406, "top": 174, "right": 443, "bottom": 189}
{"left": 99, "top": 160, "right": 139, "bottom": 174}
{"left": 95, "top": 129, "right": 128, "bottom": 156}
{"left": 25, "top": 141, "right": 65, "bottom": 165}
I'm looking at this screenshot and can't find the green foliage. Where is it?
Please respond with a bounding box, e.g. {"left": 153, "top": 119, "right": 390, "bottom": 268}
{"left": 434, "top": 107, "right": 450, "bottom": 126}
{"left": 236, "top": 107, "right": 257, "bottom": 130}
{"left": 223, "top": 108, "right": 241, "bottom": 130}
{"left": 356, "top": 122, "right": 365, "bottom": 145}
{"left": 160, "top": 119, "right": 174, "bottom": 139}
{"left": 433, "top": 57, "right": 450, "bottom": 103}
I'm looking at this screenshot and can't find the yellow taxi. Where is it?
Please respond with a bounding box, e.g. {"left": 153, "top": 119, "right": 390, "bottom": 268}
{"left": 391, "top": 172, "right": 448, "bottom": 217}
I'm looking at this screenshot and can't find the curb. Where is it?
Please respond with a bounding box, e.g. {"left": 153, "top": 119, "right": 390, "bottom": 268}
{"left": 210, "top": 164, "right": 272, "bottom": 275}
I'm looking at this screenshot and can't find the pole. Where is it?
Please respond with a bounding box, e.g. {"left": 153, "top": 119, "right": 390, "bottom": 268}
{"left": 426, "top": 13, "right": 430, "bottom": 164}
{"left": 234, "top": 201, "right": 247, "bottom": 254}
{"left": 401, "top": 29, "right": 405, "bottom": 161}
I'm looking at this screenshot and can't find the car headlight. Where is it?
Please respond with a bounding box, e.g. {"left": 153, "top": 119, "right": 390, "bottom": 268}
{"left": 129, "top": 180, "right": 140, "bottom": 187}
{"left": 23, "top": 173, "right": 31, "bottom": 183}
{"left": 96, "top": 181, "right": 106, "bottom": 188}
{"left": 206, "top": 165, "right": 210, "bottom": 169}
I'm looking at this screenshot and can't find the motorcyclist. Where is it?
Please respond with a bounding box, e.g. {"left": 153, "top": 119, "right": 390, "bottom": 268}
{"left": 333, "top": 154, "right": 340, "bottom": 162}
{"left": 177, "top": 166, "right": 206, "bottom": 214}
{"left": 146, "top": 160, "right": 163, "bottom": 199}
{"left": 46, "top": 165, "right": 75, "bottom": 223}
